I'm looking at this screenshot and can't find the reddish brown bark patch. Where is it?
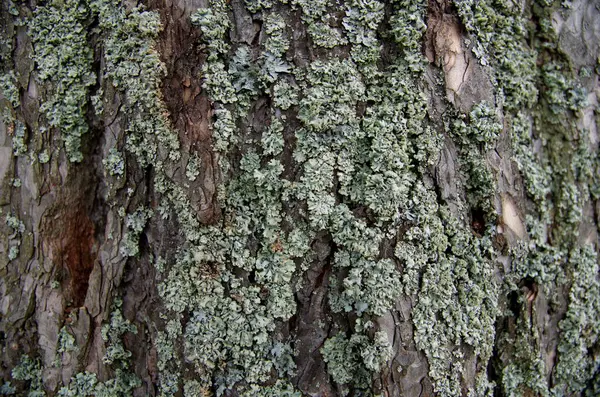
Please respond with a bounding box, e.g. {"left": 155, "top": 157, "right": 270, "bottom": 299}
{"left": 148, "top": 0, "right": 221, "bottom": 225}
{"left": 42, "top": 195, "right": 97, "bottom": 307}
{"left": 61, "top": 208, "right": 95, "bottom": 306}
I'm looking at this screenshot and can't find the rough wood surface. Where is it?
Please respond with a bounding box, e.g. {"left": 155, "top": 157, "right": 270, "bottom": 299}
{"left": 0, "top": 0, "right": 599, "bottom": 396}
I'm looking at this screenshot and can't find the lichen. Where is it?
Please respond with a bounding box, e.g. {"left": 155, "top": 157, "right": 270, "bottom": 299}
{"left": 389, "top": 0, "right": 427, "bottom": 73}
{"left": 57, "top": 370, "right": 140, "bottom": 397}
{"left": 102, "top": 148, "right": 125, "bottom": 177}
{"left": 10, "top": 120, "right": 27, "bottom": 156}
{"left": 263, "top": 13, "right": 289, "bottom": 56}
{"left": 22, "top": 0, "right": 590, "bottom": 394}
{"left": 37, "top": 150, "right": 50, "bottom": 164}
{"left": 101, "top": 298, "right": 138, "bottom": 366}
{"left": 456, "top": 2, "right": 600, "bottom": 396}
{"left": 272, "top": 79, "right": 298, "bottom": 110}
{"left": 0, "top": 71, "right": 19, "bottom": 108}
{"left": 0, "top": 382, "right": 16, "bottom": 395}
{"left": 92, "top": 0, "right": 180, "bottom": 167}
{"left": 552, "top": 246, "right": 600, "bottom": 395}
{"left": 409, "top": 209, "right": 499, "bottom": 396}
{"left": 11, "top": 355, "right": 43, "bottom": 397}
{"left": 58, "top": 299, "right": 141, "bottom": 397}
{"left": 5, "top": 213, "right": 24, "bottom": 262}
{"left": 455, "top": 0, "right": 538, "bottom": 110}
{"left": 119, "top": 207, "right": 152, "bottom": 257}
{"left": 321, "top": 329, "right": 392, "bottom": 390}
{"left": 343, "top": 0, "right": 384, "bottom": 67}
{"left": 321, "top": 332, "right": 368, "bottom": 386}
{"left": 292, "top": 0, "right": 348, "bottom": 48}
{"left": 329, "top": 253, "right": 401, "bottom": 317}
{"left": 57, "top": 326, "right": 77, "bottom": 354}
{"left": 29, "top": 0, "right": 95, "bottom": 163}
{"left": 510, "top": 112, "right": 553, "bottom": 218}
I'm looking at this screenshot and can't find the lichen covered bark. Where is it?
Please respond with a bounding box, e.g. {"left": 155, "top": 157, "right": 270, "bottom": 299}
{"left": 0, "top": 0, "right": 599, "bottom": 396}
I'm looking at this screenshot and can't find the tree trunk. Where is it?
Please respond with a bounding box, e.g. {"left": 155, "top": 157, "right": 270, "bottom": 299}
{"left": 0, "top": 0, "right": 599, "bottom": 395}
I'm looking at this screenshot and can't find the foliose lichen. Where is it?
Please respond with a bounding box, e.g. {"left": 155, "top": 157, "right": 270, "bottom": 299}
{"left": 455, "top": 0, "right": 538, "bottom": 110}
{"left": 119, "top": 207, "right": 152, "bottom": 257}
{"left": 92, "top": 0, "right": 180, "bottom": 168}
{"left": 292, "top": 0, "right": 348, "bottom": 48}
{"left": 0, "top": 71, "right": 19, "bottom": 108}
{"left": 29, "top": 0, "right": 95, "bottom": 163}
{"left": 552, "top": 246, "right": 600, "bottom": 395}
{"left": 58, "top": 298, "right": 140, "bottom": 397}
{"left": 5, "top": 213, "right": 24, "bottom": 261}
{"left": 11, "top": 355, "right": 43, "bottom": 397}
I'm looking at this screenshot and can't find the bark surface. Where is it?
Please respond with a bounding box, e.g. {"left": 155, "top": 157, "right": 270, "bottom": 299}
{"left": 0, "top": 0, "right": 599, "bottom": 396}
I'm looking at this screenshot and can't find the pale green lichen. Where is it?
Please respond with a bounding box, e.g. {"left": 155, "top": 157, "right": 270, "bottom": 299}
{"left": 455, "top": 0, "right": 538, "bottom": 110}
{"left": 57, "top": 326, "right": 77, "bottom": 354}
{"left": 321, "top": 330, "right": 392, "bottom": 388}
{"left": 244, "top": 0, "right": 277, "bottom": 14}
{"left": 7, "top": 246, "right": 19, "bottom": 261}
{"left": 510, "top": 234, "right": 563, "bottom": 290}
{"left": 321, "top": 332, "right": 368, "bottom": 386}
{"left": 541, "top": 62, "right": 587, "bottom": 117}
{"left": 263, "top": 13, "right": 289, "bottom": 56}
{"left": 155, "top": 319, "right": 183, "bottom": 396}
{"left": 389, "top": 0, "right": 427, "bottom": 72}
{"left": 240, "top": 380, "right": 301, "bottom": 397}
{"left": 190, "top": 6, "right": 230, "bottom": 56}
{"left": 297, "top": 59, "right": 365, "bottom": 135}
{"left": 190, "top": 0, "right": 237, "bottom": 164}
{"left": 5, "top": 213, "right": 24, "bottom": 261}
{"left": 552, "top": 246, "right": 600, "bottom": 395}
{"left": 410, "top": 212, "right": 499, "bottom": 396}
{"left": 261, "top": 117, "right": 285, "bottom": 156}
{"left": 145, "top": 0, "right": 599, "bottom": 395}
{"left": 211, "top": 107, "right": 235, "bottom": 152}
{"left": 456, "top": 2, "right": 600, "bottom": 396}
{"left": 154, "top": 6, "right": 309, "bottom": 390}
{"left": 182, "top": 379, "right": 204, "bottom": 397}
{"left": 0, "top": 71, "right": 19, "bottom": 108}
{"left": 158, "top": 242, "right": 298, "bottom": 393}
{"left": 452, "top": 103, "right": 501, "bottom": 150}
{"left": 185, "top": 154, "right": 201, "bottom": 182}
{"left": 191, "top": 1, "right": 236, "bottom": 107}
{"left": 292, "top": 0, "right": 348, "bottom": 48}
{"left": 0, "top": 17, "right": 17, "bottom": 126}
{"left": 451, "top": 103, "right": 501, "bottom": 211}
{"left": 0, "top": 382, "right": 16, "bottom": 395}
{"left": 58, "top": 298, "right": 140, "bottom": 397}
{"left": 57, "top": 370, "right": 140, "bottom": 397}
{"left": 510, "top": 112, "right": 553, "bottom": 218}
{"left": 272, "top": 79, "right": 299, "bottom": 110}
{"left": 11, "top": 355, "right": 43, "bottom": 397}
{"left": 102, "top": 148, "right": 125, "bottom": 177}
{"left": 92, "top": 0, "right": 179, "bottom": 167}
{"left": 343, "top": 0, "right": 384, "bottom": 66}
{"left": 101, "top": 298, "right": 138, "bottom": 366}
{"left": 501, "top": 334, "right": 549, "bottom": 396}
{"left": 57, "top": 372, "right": 99, "bottom": 396}
{"left": 29, "top": 0, "right": 95, "bottom": 163}
{"left": 329, "top": 253, "right": 401, "bottom": 316}
{"left": 37, "top": 150, "right": 50, "bottom": 164}
{"left": 11, "top": 120, "right": 27, "bottom": 156}
{"left": 119, "top": 207, "right": 152, "bottom": 257}
{"left": 157, "top": 370, "right": 180, "bottom": 397}
{"left": 259, "top": 50, "right": 291, "bottom": 88}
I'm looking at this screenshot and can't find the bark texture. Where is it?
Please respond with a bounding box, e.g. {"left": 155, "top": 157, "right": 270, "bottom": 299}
{"left": 0, "top": 0, "right": 599, "bottom": 396}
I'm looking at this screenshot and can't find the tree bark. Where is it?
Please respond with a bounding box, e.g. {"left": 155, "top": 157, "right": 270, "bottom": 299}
{"left": 0, "top": 0, "right": 599, "bottom": 396}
